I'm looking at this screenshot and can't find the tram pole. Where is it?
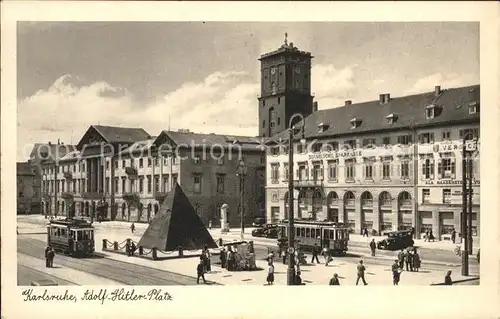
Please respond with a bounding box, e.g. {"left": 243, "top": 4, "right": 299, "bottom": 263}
{"left": 461, "top": 139, "right": 469, "bottom": 276}
{"left": 467, "top": 143, "right": 474, "bottom": 255}
{"left": 287, "top": 126, "right": 295, "bottom": 286}
{"left": 286, "top": 113, "right": 305, "bottom": 286}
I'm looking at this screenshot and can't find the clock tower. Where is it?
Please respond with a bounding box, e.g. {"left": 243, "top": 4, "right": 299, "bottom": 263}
{"left": 258, "top": 34, "right": 314, "bottom": 138}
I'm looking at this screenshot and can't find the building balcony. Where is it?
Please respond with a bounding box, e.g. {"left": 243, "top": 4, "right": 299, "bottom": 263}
{"left": 81, "top": 191, "right": 102, "bottom": 199}
{"left": 293, "top": 179, "right": 323, "bottom": 188}
{"left": 125, "top": 167, "right": 138, "bottom": 176}
{"left": 155, "top": 192, "right": 167, "bottom": 202}
{"left": 63, "top": 172, "right": 73, "bottom": 180}
{"left": 61, "top": 192, "right": 74, "bottom": 199}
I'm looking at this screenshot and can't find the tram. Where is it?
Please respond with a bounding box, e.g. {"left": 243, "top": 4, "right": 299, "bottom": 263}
{"left": 47, "top": 218, "right": 95, "bottom": 257}
{"left": 277, "top": 220, "right": 350, "bottom": 255}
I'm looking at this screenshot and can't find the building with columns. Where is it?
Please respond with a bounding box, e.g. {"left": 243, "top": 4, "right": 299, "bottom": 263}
{"left": 39, "top": 125, "right": 266, "bottom": 226}
{"left": 264, "top": 82, "right": 480, "bottom": 241}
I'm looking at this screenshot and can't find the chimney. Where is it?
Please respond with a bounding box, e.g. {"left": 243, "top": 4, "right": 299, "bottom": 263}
{"left": 345, "top": 100, "right": 352, "bottom": 107}
{"left": 379, "top": 94, "right": 385, "bottom": 104}
{"left": 313, "top": 101, "right": 318, "bottom": 112}
{"left": 57, "top": 138, "right": 60, "bottom": 145}
{"left": 435, "top": 85, "right": 441, "bottom": 96}
{"left": 385, "top": 93, "right": 390, "bottom": 103}
{"left": 48, "top": 141, "right": 52, "bottom": 146}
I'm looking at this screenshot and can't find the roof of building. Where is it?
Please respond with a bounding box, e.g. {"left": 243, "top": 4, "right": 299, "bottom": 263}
{"left": 117, "top": 138, "right": 155, "bottom": 156}
{"left": 29, "top": 143, "right": 76, "bottom": 163}
{"left": 268, "top": 84, "right": 480, "bottom": 143}
{"left": 91, "top": 125, "right": 151, "bottom": 144}
{"left": 17, "top": 162, "right": 34, "bottom": 176}
{"left": 59, "top": 150, "right": 82, "bottom": 162}
{"left": 154, "top": 130, "right": 265, "bottom": 152}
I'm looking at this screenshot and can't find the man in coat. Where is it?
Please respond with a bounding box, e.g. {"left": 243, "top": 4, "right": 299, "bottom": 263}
{"left": 311, "top": 244, "right": 320, "bottom": 264}
{"left": 369, "top": 239, "right": 376, "bottom": 256}
{"left": 196, "top": 258, "right": 207, "bottom": 284}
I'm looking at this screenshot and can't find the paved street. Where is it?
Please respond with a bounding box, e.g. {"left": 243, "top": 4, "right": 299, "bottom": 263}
{"left": 17, "top": 215, "right": 479, "bottom": 286}
{"left": 18, "top": 236, "right": 218, "bottom": 285}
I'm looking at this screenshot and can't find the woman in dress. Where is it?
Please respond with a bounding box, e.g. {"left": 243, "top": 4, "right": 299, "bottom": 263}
{"left": 266, "top": 261, "right": 275, "bottom": 285}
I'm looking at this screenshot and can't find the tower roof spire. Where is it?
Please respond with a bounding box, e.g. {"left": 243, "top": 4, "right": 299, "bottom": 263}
{"left": 284, "top": 32, "right": 288, "bottom": 45}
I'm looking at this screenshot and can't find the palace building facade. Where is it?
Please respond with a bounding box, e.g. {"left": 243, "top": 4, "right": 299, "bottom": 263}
{"left": 38, "top": 125, "right": 265, "bottom": 226}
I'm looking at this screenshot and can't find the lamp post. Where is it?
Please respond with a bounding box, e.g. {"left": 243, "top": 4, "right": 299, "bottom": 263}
{"left": 286, "top": 113, "right": 306, "bottom": 286}
{"left": 236, "top": 159, "right": 247, "bottom": 241}
{"left": 461, "top": 134, "right": 478, "bottom": 275}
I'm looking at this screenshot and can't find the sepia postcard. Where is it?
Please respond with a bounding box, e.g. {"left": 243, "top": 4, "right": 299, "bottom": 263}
{"left": 2, "top": 1, "right": 499, "bottom": 318}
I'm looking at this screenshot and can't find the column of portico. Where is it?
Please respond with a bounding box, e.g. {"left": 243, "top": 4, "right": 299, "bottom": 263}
{"left": 432, "top": 209, "right": 440, "bottom": 239}
{"left": 354, "top": 196, "right": 362, "bottom": 233}
{"left": 97, "top": 158, "right": 102, "bottom": 194}
{"left": 391, "top": 199, "right": 399, "bottom": 231}
{"left": 373, "top": 198, "right": 381, "bottom": 234}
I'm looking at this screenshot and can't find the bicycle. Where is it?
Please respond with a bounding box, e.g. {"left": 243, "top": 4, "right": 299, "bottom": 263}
{"left": 454, "top": 245, "right": 462, "bottom": 257}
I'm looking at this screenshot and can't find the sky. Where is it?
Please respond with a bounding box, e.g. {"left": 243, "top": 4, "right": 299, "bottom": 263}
{"left": 17, "top": 22, "right": 479, "bottom": 161}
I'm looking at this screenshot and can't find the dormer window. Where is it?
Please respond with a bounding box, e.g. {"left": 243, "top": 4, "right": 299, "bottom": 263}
{"left": 317, "top": 122, "right": 329, "bottom": 133}
{"left": 386, "top": 113, "right": 398, "bottom": 124}
{"left": 425, "top": 104, "right": 436, "bottom": 119}
{"left": 350, "top": 118, "right": 362, "bottom": 129}
{"left": 468, "top": 101, "right": 479, "bottom": 114}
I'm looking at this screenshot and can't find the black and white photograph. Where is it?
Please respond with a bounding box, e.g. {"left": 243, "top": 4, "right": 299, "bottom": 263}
{"left": 2, "top": 2, "right": 499, "bottom": 319}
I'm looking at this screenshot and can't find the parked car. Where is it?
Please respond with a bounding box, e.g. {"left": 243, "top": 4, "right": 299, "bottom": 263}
{"left": 251, "top": 224, "right": 278, "bottom": 238}
{"left": 252, "top": 217, "right": 266, "bottom": 227}
{"left": 377, "top": 230, "right": 414, "bottom": 251}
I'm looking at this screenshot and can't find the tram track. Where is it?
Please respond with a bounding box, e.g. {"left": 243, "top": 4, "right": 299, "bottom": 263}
{"left": 18, "top": 237, "right": 220, "bottom": 286}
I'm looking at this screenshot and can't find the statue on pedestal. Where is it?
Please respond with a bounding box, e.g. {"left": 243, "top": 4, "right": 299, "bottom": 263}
{"left": 220, "top": 204, "right": 229, "bottom": 233}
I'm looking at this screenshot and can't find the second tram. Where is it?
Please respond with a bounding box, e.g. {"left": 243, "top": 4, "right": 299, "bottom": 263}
{"left": 277, "top": 220, "right": 350, "bottom": 255}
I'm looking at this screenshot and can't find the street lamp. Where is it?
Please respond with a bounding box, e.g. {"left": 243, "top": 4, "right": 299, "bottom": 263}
{"left": 236, "top": 159, "right": 247, "bottom": 241}
{"left": 286, "top": 113, "right": 306, "bottom": 285}
{"left": 461, "top": 134, "right": 478, "bottom": 276}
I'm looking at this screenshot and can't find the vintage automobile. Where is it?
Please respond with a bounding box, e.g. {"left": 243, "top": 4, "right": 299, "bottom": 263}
{"left": 252, "top": 217, "right": 266, "bottom": 227}
{"left": 377, "top": 230, "right": 415, "bottom": 251}
{"left": 251, "top": 224, "right": 278, "bottom": 238}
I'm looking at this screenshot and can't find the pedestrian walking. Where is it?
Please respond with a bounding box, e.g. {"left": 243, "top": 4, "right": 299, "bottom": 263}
{"left": 129, "top": 242, "right": 136, "bottom": 256}
{"left": 451, "top": 229, "right": 456, "bottom": 244}
{"left": 311, "top": 244, "right": 320, "bottom": 264}
{"left": 444, "top": 270, "right": 453, "bottom": 285}
{"left": 424, "top": 230, "right": 429, "bottom": 242}
{"left": 203, "top": 245, "right": 212, "bottom": 272}
{"left": 322, "top": 247, "right": 332, "bottom": 266}
{"left": 47, "top": 247, "right": 55, "bottom": 268}
{"left": 196, "top": 258, "right": 206, "bottom": 284}
{"left": 404, "top": 249, "right": 412, "bottom": 271}
{"left": 282, "top": 250, "right": 287, "bottom": 265}
{"left": 355, "top": 260, "right": 368, "bottom": 286}
{"left": 428, "top": 230, "right": 435, "bottom": 242}
{"left": 369, "top": 239, "right": 376, "bottom": 257}
{"left": 220, "top": 248, "right": 226, "bottom": 269}
{"left": 45, "top": 246, "right": 51, "bottom": 267}
{"left": 329, "top": 273, "right": 340, "bottom": 285}
{"left": 295, "top": 270, "right": 303, "bottom": 285}
{"left": 392, "top": 260, "right": 401, "bottom": 285}
{"left": 398, "top": 249, "right": 404, "bottom": 269}
{"left": 130, "top": 223, "right": 135, "bottom": 234}
{"left": 267, "top": 251, "right": 274, "bottom": 263}
{"left": 413, "top": 251, "right": 421, "bottom": 272}
{"left": 266, "top": 261, "right": 275, "bottom": 285}
{"left": 208, "top": 220, "right": 212, "bottom": 230}
{"left": 363, "top": 228, "right": 369, "bottom": 237}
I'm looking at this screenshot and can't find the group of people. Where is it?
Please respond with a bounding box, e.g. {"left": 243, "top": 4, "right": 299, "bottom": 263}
{"left": 424, "top": 229, "right": 436, "bottom": 242}
{"left": 219, "top": 247, "right": 238, "bottom": 271}
{"left": 397, "top": 248, "right": 421, "bottom": 272}
{"left": 44, "top": 246, "right": 55, "bottom": 267}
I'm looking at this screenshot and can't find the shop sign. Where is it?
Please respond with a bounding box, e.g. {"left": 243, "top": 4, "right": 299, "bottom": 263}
{"left": 309, "top": 150, "right": 362, "bottom": 160}
{"left": 424, "top": 179, "right": 479, "bottom": 185}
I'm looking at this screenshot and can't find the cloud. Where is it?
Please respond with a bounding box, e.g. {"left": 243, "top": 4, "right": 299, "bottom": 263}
{"left": 404, "top": 73, "right": 479, "bottom": 95}
{"left": 17, "top": 64, "right": 365, "bottom": 161}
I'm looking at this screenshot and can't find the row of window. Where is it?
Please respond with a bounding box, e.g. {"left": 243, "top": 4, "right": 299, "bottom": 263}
{"left": 270, "top": 153, "right": 478, "bottom": 183}
{"left": 268, "top": 128, "right": 479, "bottom": 155}
{"left": 193, "top": 174, "right": 226, "bottom": 194}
